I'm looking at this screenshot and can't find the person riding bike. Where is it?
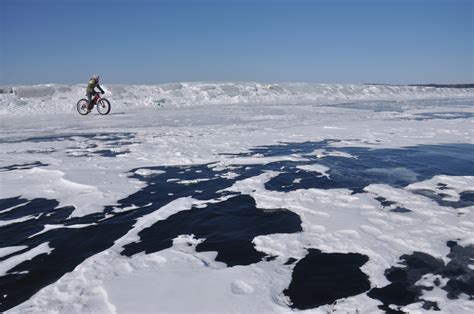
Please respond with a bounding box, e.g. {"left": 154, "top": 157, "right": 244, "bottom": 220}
{"left": 86, "top": 74, "right": 105, "bottom": 112}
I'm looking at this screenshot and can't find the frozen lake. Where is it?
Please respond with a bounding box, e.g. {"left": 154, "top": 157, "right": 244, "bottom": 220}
{"left": 1, "top": 83, "right": 473, "bottom": 313}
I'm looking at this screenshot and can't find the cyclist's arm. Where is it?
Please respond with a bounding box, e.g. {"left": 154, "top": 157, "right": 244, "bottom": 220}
{"left": 97, "top": 84, "right": 105, "bottom": 94}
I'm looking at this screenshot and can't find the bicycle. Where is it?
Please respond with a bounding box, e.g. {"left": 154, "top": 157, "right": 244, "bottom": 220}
{"left": 77, "top": 92, "right": 111, "bottom": 115}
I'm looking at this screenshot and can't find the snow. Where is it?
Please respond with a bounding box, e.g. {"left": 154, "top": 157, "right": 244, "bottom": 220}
{"left": 0, "top": 243, "right": 52, "bottom": 277}
{"left": 0, "top": 167, "right": 141, "bottom": 218}
{"left": 133, "top": 168, "right": 165, "bottom": 177}
{"left": 0, "top": 246, "right": 28, "bottom": 259}
{"left": 114, "top": 197, "right": 196, "bottom": 247}
{"left": 296, "top": 164, "right": 330, "bottom": 178}
{"left": 406, "top": 175, "right": 474, "bottom": 202}
{"left": 1, "top": 82, "right": 473, "bottom": 313}
{"left": 1, "top": 82, "right": 473, "bottom": 115}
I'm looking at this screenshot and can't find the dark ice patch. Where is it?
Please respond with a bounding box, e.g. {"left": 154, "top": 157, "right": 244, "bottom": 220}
{"left": 121, "top": 194, "right": 302, "bottom": 266}
{"left": 264, "top": 164, "right": 333, "bottom": 192}
{"left": 284, "top": 249, "right": 370, "bottom": 310}
{"left": 0, "top": 197, "right": 28, "bottom": 212}
{"left": 368, "top": 241, "right": 474, "bottom": 312}
{"left": 410, "top": 189, "right": 474, "bottom": 209}
{"left": 256, "top": 142, "right": 474, "bottom": 194}
{"left": 375, "top": 196, "right": 398, "bottom": 207}
{"left": 0, "top": 196, "right": 136, "bottom": 312}
{"left": 0, "top": 132, "right": 136, "bottom": 158}
{"left": 20, "top": 149, "right": 57, "bottom": 155}
{"left": 374, "top": 197, "right": 411, "bottom": 213}
{"left": 410, "top": 112, "right": 474, "bottom": 121}
{"left": 0, "top": 163, "right": 276, "bottom": 311}
{"left": 459, "top": 191, "right": 474, "bottom": 204}
{"left": 123, "top": 163, "right": 252, "bottom": 205}
{"left": 0, "top": 161, "right": 48, "bottom": 172}
{"left": 437, "top": 183, "right": 449, "bottom": 190}
{"left": 285, "top": 257, "right": 298, "bottom": 265}
{"left": 443, "top": 242, "right": 474, "bottom": 299}
{"left": 0, "top": 198, "right": 63, "bottom": 223}
{"left": 0, "top": 221, "right": 132, "bottom": 312}
{"left": 92, "top": 149, "right": 130, "bottom": 157}
{"left": 321, "top": 101, "right": 405, "bottom": 112}
{"left": 422, "top": 300, "right": 441, "bottom": 311}
{"left": 390, "top": 207, "right": 412, "bottom": 213}
{"left": 0, "top": 132, "right": 134, "bottom": 144}
{"left": 321, "top": 99, "right": 474, "bottom": 113}
{"left": 65, "top": 133, "right": 136, "bottom": 158}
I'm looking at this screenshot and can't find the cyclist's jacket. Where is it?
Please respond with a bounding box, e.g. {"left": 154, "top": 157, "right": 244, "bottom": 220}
{"left": 86, "top": 79, "right": 104, "bottom": 94}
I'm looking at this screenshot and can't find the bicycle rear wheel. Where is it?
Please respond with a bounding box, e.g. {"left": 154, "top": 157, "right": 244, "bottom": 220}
{"left": 77, "top": 99, "right": 89, "bottom": 115}
{"left": 97, "top": 98, "right": 111, "bottom": 115}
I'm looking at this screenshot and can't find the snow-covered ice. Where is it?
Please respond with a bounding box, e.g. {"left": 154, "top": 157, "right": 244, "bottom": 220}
{"left": 0, "top": 82, "right": 473, "bottom": 313}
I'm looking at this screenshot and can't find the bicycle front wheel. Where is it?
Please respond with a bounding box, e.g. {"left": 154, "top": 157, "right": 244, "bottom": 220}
{"left": 77, "top": 99, "right": 89, "bottom": 115}
{"left": 97, "top": 98, "right": 111, "bottom": 115}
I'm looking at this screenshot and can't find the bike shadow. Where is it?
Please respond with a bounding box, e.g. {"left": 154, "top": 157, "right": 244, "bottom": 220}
{"left": 86, "top": 111, "right": 126, "bottom": 116}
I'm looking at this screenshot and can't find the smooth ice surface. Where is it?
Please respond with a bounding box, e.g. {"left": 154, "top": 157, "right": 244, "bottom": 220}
{"left": 1, "top": 82, "right": 473, "bottom": 313}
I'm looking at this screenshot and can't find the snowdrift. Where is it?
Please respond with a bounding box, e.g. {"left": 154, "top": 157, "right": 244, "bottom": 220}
{"left": 1, "top": 82, "right": 473, "bottom": 115}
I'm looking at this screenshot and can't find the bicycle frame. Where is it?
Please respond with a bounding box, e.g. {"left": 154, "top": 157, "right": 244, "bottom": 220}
{"left": 92, "top": 93, "right": 102, "bottom": 105}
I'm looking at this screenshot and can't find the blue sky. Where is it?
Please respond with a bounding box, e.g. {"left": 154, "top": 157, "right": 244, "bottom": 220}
{"left": 1, "top": 0, "right": 472, "bottom": 84}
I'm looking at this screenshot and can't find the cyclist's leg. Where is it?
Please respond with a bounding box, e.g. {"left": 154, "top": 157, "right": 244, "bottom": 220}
{"left": 87, "top": 92, "right": 93, "bottom": 110}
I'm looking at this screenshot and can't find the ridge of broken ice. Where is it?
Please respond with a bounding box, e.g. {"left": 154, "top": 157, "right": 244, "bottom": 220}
{"left": 1, "top": 82, "right": 473, "bottom": 115}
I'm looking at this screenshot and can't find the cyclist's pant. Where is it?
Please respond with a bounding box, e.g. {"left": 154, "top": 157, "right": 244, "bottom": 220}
{"left": 87, "top": 92, "right": 96, "bottom": 109}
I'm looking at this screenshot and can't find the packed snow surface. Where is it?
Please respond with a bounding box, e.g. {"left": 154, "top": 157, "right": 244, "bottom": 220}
{"left": 0, "top": 82, "right": 473, "bottom": 313}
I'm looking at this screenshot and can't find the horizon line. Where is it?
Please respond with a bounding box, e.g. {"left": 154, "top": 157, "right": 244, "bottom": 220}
{"left": 2, "top": 81, "right": 473, "bottom": 87}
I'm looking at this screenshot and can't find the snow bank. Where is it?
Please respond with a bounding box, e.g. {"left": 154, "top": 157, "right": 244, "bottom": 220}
{"left": 13, "top": 86, "right": 56, "bottom": 98}
{"left": 1, "top": 82, "right": 473, "bottom": 115}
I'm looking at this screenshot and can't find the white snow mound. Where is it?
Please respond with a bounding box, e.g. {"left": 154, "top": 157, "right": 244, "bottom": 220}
{"left": 1, "top": 82, "right": 473, "bottom": 115}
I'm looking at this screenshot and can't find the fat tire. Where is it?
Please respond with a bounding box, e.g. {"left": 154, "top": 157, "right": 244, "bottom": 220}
{"left": 97, "top": 98, "right": 111, "bottom": 115}
{"left": 77, "top": 99, "right": 89, "bottom": 115}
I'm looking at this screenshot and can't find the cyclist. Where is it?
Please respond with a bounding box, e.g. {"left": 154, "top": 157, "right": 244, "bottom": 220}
{"left": 86, "top": 74, "right": 105, "bottom": 112}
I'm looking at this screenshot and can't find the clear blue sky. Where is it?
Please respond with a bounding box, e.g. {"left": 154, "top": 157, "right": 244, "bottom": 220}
{"left": 1, "top": 0, "right": 472, "bottom": 85}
